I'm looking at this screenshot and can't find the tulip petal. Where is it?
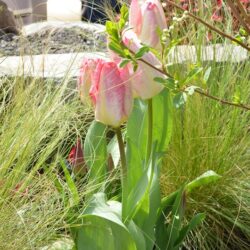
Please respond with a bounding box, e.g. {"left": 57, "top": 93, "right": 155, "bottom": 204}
{"left": 78, "top": 58, "right": 101, "bottom": 102}
{"left": 140, "top": 0, "right": 167, "bottom": 48}
{"left": 129, "top": 0, "right": 167, "bottom": 49}
{"left": 122, "top": 29, "right": 164, "bottom": 99}
{"left": 129, "top": 0, "right": 143, "bottom": 34}
{"left": 90, "top": 61, "right": 133, "bottom": 127}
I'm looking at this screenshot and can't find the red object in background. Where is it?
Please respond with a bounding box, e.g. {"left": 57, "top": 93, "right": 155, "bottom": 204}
{"left": 68, "top": 139, "right": 86, "bottom": 175}
{"left": 175, "top": 0, "right": 249, "bottom": 25}
{"left": 211, "top": 11, "right": 223, "bottom": 22}
{"left": 216, "top": 0, "right": 223, "bottom": 8}
{"left": 182, "top": 3, "right": 189, "bottom": 10}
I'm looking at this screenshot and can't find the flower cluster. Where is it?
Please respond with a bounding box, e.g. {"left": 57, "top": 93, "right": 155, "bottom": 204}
{"left": 78, "top": 0, "right": 167, "bottom": 128}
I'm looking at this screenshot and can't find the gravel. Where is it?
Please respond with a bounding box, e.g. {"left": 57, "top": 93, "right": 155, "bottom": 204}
{"left": 0, "top": 25, "right": 107, "bottom": 57}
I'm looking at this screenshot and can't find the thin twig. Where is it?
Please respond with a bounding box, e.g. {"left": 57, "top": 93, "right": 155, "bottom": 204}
{"left": 191, "top": 88, "right": 250, "bottom": 111}
{"left": 165, "top": 0, "right": 250, "bottom": 51}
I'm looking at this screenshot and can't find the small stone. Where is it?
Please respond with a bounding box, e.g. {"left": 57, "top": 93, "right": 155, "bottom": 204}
{"left": 0, "top": 22, "right": 107, "bottom": 56}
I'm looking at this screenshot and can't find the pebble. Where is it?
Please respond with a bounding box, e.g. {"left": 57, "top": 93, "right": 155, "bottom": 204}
{"left": 0, "top": 26, "right": 107, "bottom": 56}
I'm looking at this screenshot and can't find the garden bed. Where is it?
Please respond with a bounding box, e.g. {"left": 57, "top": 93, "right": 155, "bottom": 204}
{"left": 0, "top": 21, "right": 107, "bottom": 57}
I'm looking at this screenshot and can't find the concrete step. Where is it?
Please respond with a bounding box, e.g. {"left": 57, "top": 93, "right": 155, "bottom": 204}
{"left": 0, "top": 44, "right": 248, "bottom": 79}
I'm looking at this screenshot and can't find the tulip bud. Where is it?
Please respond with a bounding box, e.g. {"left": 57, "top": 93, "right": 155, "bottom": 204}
{"left": 122, "top": 29, "right": 165, "bottom": 99}
{"left": 68, "top": 139, "right": 86, "bottom": 175}
{"left": 89, "top": 60, "right": 133, "bottom": 127}
{"left": 129, "top": 0, "right": 167, "bottom": 49}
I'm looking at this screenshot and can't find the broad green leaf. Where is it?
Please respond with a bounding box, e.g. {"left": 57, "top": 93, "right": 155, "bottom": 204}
{"left": 125, "top": 149, "right": 161, "bottom": 250}
{"left": 186, "top": 170, "right": 221, "bottom": 193}
{"left": 127, "top": 220, "right": 146, "bottom": 250}
{"left": 125, "top": 91, "right": 173, "bottom": 249}
{"left": 156, "top": 188, "right": 184, "bottom": 250}
{"left": 137, "top": 155, "right": 161, "bottom": 250}
{"left": 124, "top": 99, "right": 149, "bottom": 218}
{"left": 75, "top": 216, "right": 136, "bottom": 250}
{"left": 157, "top": 170, "right": 220, "bottom": 249}
{"left": 126, "top": 98, "right": 148, "bottom": 167}
{"left": 72, "top": 193, "right": 138, "bottom": 250}
{"left": 60, "top": 159, "right": 79, "bottom": 206}
{"left": 155, "top": 210, "right": 169, "bottom": 250}
{"left": 126, "top": 89, "right": 173, "bottom": 168}
{"left": 157, "top": 170, "right": 217, "bottom": 250}
{"left": 123, "top": 160, "right": 153, "bottom": 221}
{"left": 160, "top": 170, "right": 221, "bottom": 209}
{"left": 165, "top": 187, "right": 185, "bottom": 250}
{"left": 159, "top": 190, "right": 179, "bottom": 219}
{"left": 174, "top": 213, "right": 205, "bottom": 249}
{"left": 83, "top": 193, "right": 125, "bottom": 227}
{"left": 84, "top": 121, "right": 107, "bottom": 196}
{"left": 152, "top": 89, "right": 173, "bottom": 153}
{"left": 125, "top": 90, "right": 173, "bottom": 220}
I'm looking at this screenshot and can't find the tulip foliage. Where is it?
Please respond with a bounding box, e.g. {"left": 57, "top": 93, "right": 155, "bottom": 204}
{"left": 72, "top": 1, "right": 221, "bottom": 249}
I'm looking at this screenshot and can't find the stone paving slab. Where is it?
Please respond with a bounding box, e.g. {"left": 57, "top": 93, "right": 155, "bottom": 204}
{"left": 168, "top": 44, "right": 249, "bottom": 64}
{"left": 0, "top": 44, "right": 248, "bottom": 78}
{"left": 0, "top": 52, "right": 107, "bottom": 78}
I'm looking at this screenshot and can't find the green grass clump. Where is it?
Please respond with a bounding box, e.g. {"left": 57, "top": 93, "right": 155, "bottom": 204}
{"left": 0, "top": 76, "right": 92, "bottom": 249}
{"left": 161, "top": 58, "right": 250, "bottom": 249}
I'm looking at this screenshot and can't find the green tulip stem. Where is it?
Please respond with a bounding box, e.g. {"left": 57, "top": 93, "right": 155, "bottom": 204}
{"left": 146, "top": 98, "right": 153, "bottom": 163}
{"left": 115, "top": 127, "right": 127, "bottom": 179}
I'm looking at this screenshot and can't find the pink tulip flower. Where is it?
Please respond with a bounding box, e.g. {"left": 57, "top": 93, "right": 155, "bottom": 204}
{"left": 78, "top": 58, "right": 102, "bottom": 102}
{"left": 129, "top": 0, "right": 167, "bottom": 49}
{"left": 89, "top": 60, "right": 133, "bottom": 127}
{"left": 122, "top": 29, "right": 165, "bottom": 99}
